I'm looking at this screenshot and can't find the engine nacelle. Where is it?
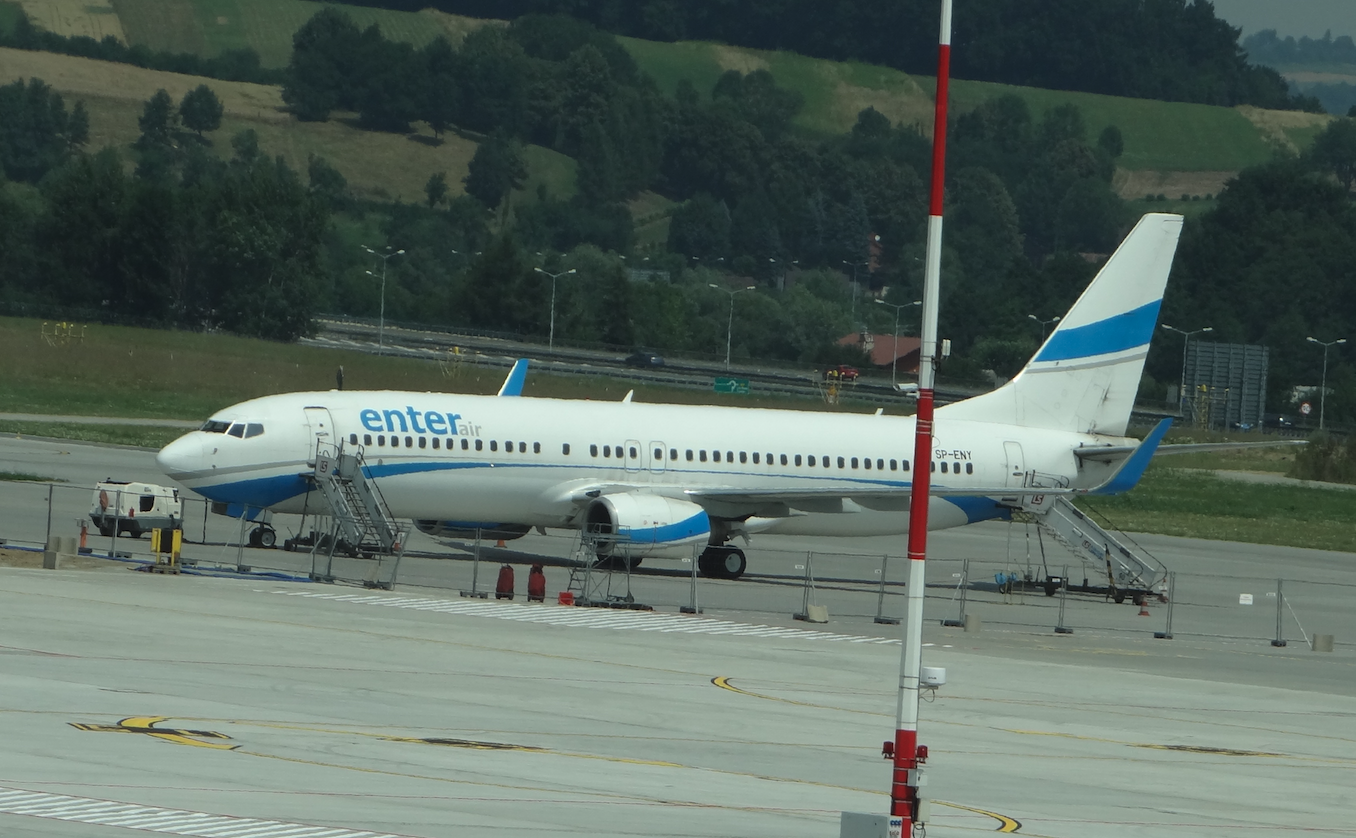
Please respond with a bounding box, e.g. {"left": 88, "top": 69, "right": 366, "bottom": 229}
{"left": 585, "top": 494, "right": 710, "bottom": 559}
{"left": 414, "top": 521, "right": 531, "bottom": 541}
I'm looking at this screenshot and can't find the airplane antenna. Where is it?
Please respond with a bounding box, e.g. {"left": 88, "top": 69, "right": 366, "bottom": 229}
{"left": 890, "top": 0, "right": 952, "bottom": 831}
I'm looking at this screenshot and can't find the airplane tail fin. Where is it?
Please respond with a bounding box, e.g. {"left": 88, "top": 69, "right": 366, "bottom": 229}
{"left": 941, "top": 213, "right": 1184, "bottom": 437}
{"left": 497, "top": 359, "right": 529, "bottom": 396}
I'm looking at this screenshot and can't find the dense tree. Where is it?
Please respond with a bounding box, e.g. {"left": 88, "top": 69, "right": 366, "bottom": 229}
{"left": 137, "top": 89, "right": 176, "bottom": 148}
{"left": 1308, "top": 118, "right": 1356, "bottom": 191}
{"left": 668, "top": 193, "right": 731, "bottom": 260}
{"left": 0, "top": 78, "right": 84, "bottom": 182}
{"left": 425, "top": 171, "right": 449, "bottom": 207}
{"left": 464, "top": 130, "right": 528, "bottom": 210}
{"left": 179, "top": 85, "right": 224, "bottom": 137}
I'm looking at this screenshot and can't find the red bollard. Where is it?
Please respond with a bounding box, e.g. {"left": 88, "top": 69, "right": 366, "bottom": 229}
{"left": 495, "top": 564, "right": 515, "bottom": 600}
{"left": 527, "top": 563, "right": 546, "bottom": 602}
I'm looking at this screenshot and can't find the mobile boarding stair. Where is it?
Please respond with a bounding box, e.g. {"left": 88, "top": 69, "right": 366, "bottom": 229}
{"left": 1029, "top": 496, "right": 1167, "bottom": 603}
{"left": 308, "top": 443, "right": 409, "bottom": 590}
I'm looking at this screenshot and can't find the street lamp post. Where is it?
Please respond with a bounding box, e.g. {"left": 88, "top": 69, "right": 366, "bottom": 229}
{"left": 1027, "top": 313, "right": 1061, "bottom": 341}
{"left": 1306, "top": 336, "right": 1347, "bottom": 430}
{"left": 710, "top": 283, "right": 756, "bottom": 368}
{"left": 875, "top": 298, "right": 923, "bottom": 386}
{"left": 534, "top": 267, "right": 577, "bottom": 349}
{"left": 362, "top": 245, "right": 404, "bottom": 354}
{"left": 843, "top": 259, "right": 870, "bottom": 327}
{"left": 1162, "top": 324, "right": 1213, "bottom": 414}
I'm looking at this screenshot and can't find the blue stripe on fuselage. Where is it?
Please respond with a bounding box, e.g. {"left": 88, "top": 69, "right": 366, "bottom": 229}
{"left": 619, "top": 509, "right": 710, "bottom": 545}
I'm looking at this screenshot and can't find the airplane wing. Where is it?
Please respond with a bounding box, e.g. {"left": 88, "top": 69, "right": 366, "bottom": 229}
{"left": 1077, "top": 437, "right": 1304, "bottom": 463}
{"left": 497, "top": 359, "right": 529, "bottom": 396}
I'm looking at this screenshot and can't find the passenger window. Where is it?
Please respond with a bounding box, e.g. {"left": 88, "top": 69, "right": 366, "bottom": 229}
{"left": 246, "top": 423, "right": 264, "bottom": 438}
{"left": 794, "top": 454, "right": 802, "bottom": 466}
{"left": 433, "top": 438, "right": 440, "bottom": 450}
{"left": 227, "top": 424, "right": 245, "bottom": 438}
{"left": 739, "top": 452, "right": 747, "bottom": 464}
{"left": 699, "top": 450, "right": 708, "bottom": 462}
{"left": 929, "top": 461, "right": 935, "bottom": 473}
{"left": 941, "top": 461, "right": 948, "bottom": 473}
{"left": 654, "top": 447, "right": 663, "bottom": 460}
{"left": 713, "top": 450, "right": 721, "bottom": 463}
{"left": 752, "top": 452, "right": 760, "bottom": 464}
{"left": 780, "top": 454, "right": 788, "bottom": 465}
{"left": 903, "top": 459, "right": 910, "bottom": 471}
{"left": 766, "top": 453, "right": 773, "bottom": 464}
{"left": 563, "top": 443, "right": 571, "bottom": 455}
{"left": 726, "top": 451, "right": 733, "bottom": 462}
{"left": 462, "top": 438, "right": 470, "bottom": 450}
{"left": 807, "top": 455, "right": 816, "bottom": 467}
{"left": 392, "top": 436, "right": 401, "bottom": 449}
{"left": 966, "top": 462, "right": 974, "bottom": 474}
{"left": 851, "top": 457, "right": 859, "bottom": 469}
{"left": 377, "top": 435, "right": 386, "bottom": 446}
{"left": 490, "top": 441, "right": 498, "bottom": 452}
{"left": 603, "top": 445, "right": 611, "bottom": 458}
{"left": 363, "top": 434, "right": 372, "bottom": 446}
{"left": 686, "top": 449, "right": 694, "bottom": 461}
{"left": 864, "top": 458, "right": 872, "bottom": 470}
{"left": 838, "top": 456, "right": 845, "bottom": 468}
{"left": 418, "top": 437, "right": 427, "bottom": 449}
{"left": 533, "top": 442, "right": 540, "bottom": 453}
{"left": 629, "top": 446, "right": 637, "bottom": 458}
{"left": 401, "top": 436, "right": 409, "bottom": 447}
{"left": 475, "top": 439, "right": 483, "bottom": 451}
{"left": 520, "top": 442, "right": 527, "bottom": 453}
{"left": 590, "top": 444, "right": 598, "bottom": 457}
{"left": 954, "top": 462, "right": 961, "bottom": 473}
{"left": 670, "top": 448, "right": 678, "bottom": 461}
{"left": 349, "top": 433, "right": 358, "bottom": 445}
{"left": 823, "top": 456, "right": 830, "bottom": 468}
{"left": 877, "top": 459, "right": 885, "bottom": 470}
{"left": 889, "top": 459, "right": 897, "bottom": 471}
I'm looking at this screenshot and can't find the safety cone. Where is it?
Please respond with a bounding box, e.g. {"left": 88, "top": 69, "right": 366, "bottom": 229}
{"left": 496, "top": 539, "right": 507, "bottom": 548}
{"left": 79, "top": 522, "right": 88, "bottom": 552}
{"left": 1138, "top": 598, "right": 1151, "bottom": 617}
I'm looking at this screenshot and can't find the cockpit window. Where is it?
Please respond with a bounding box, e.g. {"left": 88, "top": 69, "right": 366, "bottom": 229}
{"left": 201, "top": 420, "right": 231, "bottom": 433}
{"left": 226, "top": 423, "right": 245, "bottom": 438}
{"left": 245, "top": 423, "right": 264, "bottom": 438}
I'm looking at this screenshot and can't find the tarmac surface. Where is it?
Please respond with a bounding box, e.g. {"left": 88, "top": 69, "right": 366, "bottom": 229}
{"left": 2, "top": 435, "right": 1355, "bottom": 837}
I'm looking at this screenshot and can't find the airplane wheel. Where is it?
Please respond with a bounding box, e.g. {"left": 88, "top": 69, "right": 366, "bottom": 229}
{"left": 720, "top": 548, "right": 747, "bottom": 579}
{"left": 699, "top": 547, "right": 746, "bottom": 580}
{"left": 255, "top": 527, "right": 277, "bottom": 549}
{"left": 97, "top": 523, "right": 114, "bottom": 538}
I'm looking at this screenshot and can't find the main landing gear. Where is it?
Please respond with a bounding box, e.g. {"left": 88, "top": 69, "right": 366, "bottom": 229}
{"left": 698, "top": 546, "right": 746, "bottom": 580}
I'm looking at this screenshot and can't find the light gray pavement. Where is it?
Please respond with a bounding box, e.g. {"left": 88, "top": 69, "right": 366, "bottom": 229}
{"left": 0, "top": 414, "right": 199, "bottom": 428}
{"left": 2, "top": 436, "right": 1356, "bottom": 837}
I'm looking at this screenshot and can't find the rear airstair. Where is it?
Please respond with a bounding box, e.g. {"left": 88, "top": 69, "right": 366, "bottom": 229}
{"left": 308, "top": 443, "right": 409, "bottom": 589}
{"left": 1032, "top": 497, "right": 1166, "bottom": 597}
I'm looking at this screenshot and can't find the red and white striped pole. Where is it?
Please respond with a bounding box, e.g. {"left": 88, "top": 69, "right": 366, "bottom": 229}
{"left": 892, "top": 0, "right": 952, "bottom": 829}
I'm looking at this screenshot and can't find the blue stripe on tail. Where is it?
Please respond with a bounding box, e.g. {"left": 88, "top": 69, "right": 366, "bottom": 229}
{"left": 1035, "top": 300, "right": 1162, "bottom": 363}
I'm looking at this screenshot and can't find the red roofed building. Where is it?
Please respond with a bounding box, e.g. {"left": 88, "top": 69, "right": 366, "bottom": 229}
{"left": 837, "top": 331, "right": 922, "bottom": 374}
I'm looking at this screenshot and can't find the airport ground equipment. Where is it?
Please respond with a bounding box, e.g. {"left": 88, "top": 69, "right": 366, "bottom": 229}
{"left": 1030, "top": 497, "right": 1167, "bottom": 603}
{"left": 565, "top": 527, "right": 651, "bottom": 610}
{"left": 307, "top": 443, "right": 408, "bottom": 589}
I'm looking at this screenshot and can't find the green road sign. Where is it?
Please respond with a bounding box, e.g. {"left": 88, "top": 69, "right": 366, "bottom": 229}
{"left": 714, "top": 377, "right": 750, "bottom": 394}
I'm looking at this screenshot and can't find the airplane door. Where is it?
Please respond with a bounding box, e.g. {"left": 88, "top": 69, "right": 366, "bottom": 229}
{"left": 648, "top": 440, "right": 666, "bottom": 474}
{"left": 303, "top": 406, "right": 335, "bottom": 465}
{"left": 1003, "top": 441, "right": 1025, "bottom": 488}
{"left": 624, "top": 439, "right": 643, "bottom": 472}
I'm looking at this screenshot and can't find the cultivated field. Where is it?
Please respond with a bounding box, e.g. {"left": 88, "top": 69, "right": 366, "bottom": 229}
{"left": 0, "top": 46, "right": 575, "bottom": 203}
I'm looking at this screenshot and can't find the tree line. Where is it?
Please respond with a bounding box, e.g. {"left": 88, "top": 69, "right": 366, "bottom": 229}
{"left": 339, "top": 0, "right": 1317, "bottom": 111}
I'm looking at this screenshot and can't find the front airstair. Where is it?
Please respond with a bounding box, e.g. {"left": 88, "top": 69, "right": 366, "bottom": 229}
{"left": 1033, "top": 497, "right": 1166, "bottom": 595}
{"left": 309, "top": 443, "right": 409, "bottom": 588}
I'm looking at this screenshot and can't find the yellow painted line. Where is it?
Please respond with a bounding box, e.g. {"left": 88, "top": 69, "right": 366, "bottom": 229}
{"left": 69, "top": 716, "right": 238, "bottom": 750}
{"left": 711, "top": 676, "right": 882, "bottom": 715}
{"left": 933, "top": 800, "right": 1022, "bottom": 832}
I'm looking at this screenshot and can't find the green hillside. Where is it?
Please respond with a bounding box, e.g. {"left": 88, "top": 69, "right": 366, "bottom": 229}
{"left": 89, "top": 0, "right": 1329, "bottom": 182}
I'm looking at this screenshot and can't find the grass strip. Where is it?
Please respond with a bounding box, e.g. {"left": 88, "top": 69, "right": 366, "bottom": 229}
{"left": 0, "top": 471, "right": 62, "bottom": 482}
{"left": 1, "top": 423, "right": 184, "bottom": 450}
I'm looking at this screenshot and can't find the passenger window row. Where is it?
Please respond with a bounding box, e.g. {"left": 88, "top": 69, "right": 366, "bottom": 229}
{"left": 345, "top": 432, "right": 975, "bottom": 475}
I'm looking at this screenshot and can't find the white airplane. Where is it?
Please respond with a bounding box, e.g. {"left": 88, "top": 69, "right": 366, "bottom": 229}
{"left": 157, "top": 213, "right": 1185, "bottom": 578}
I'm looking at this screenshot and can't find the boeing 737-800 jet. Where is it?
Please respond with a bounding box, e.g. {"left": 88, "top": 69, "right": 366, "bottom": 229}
{"left": 156, "top": 213, "right": 1184, "bottom": 578}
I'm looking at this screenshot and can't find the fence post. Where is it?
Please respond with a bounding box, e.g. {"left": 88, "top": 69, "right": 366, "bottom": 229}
{"left": 681, "top": 543, "right": 701, "bottom": 614}
{"left": 794, "top": 552, "right": 814, "bottom": 620}
{"left": 1055, "top": 564, "right": 1073, "bottom": 634}
{"left": 45, "top": 483, "right": 53, "bottom": 546}
{"left": 235, "top": 508, "right": 250, "bottom": 573}
{"left": 1155, "top": 572, "right": 1175, "bottom": 640}
{"left": 942, "top": 557, "right": 968, "bottom": 627}
{"left": 1271, "top": 577, "right": 1287, "bottom": 647}
{"left": 874, "top": 554, "right": 899, "bottom": 625}
{"left": 108, "top": 487, "right": 122, "bottom": 557}
{"left": 461, "top": 528, "right": 485, "bottom": 598}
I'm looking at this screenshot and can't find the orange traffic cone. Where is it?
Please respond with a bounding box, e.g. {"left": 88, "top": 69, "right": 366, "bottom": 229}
{"left": 1138, "top": 598, "right": 1151, "bottom": 617}
{"left": 79, "top": 522, "right": 88, "bottom": 552}
{"left": 496, "top": 539, "right": 507, "bottom": 548}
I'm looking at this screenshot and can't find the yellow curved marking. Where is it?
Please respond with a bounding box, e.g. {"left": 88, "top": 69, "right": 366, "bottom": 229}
{"left": 711, "top": 676, "right": 880, "bottom": 715}
{"left": 932, "top": 800, "right": 1022, "bottom": 832}
{"left": 69, "top": 717, "right": 237, "bottom": 750}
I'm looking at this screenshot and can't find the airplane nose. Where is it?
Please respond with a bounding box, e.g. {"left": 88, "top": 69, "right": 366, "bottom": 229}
{"left": 156, "top": 434, "right": 200, "bottom": 480}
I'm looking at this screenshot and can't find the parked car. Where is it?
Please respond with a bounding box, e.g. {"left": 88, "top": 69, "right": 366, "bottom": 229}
{"left": 824, "top": 364, "right": 859, "bottom": 382}
{"left": 625, "top": 350, "right": 665, "bottom": 368}
{"left": 90, "top": 480, "right": 182, "bottom": 538}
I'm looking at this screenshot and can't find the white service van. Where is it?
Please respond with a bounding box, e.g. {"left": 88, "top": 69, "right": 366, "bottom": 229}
{"left": 90, "top": 481, "right": 183, "bottom": 538}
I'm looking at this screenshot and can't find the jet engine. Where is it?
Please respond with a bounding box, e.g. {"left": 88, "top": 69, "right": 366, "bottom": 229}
{"left": 584, "top": 494, "right": 710, "bottom": 559}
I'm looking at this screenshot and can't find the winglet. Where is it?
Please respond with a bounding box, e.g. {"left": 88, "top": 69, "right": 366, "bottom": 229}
{"left": 497, "top": 359, "right": 529, "bottom": 397}
{"left": 1090, "top": 418, "right": 1172, "bottom": 495}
